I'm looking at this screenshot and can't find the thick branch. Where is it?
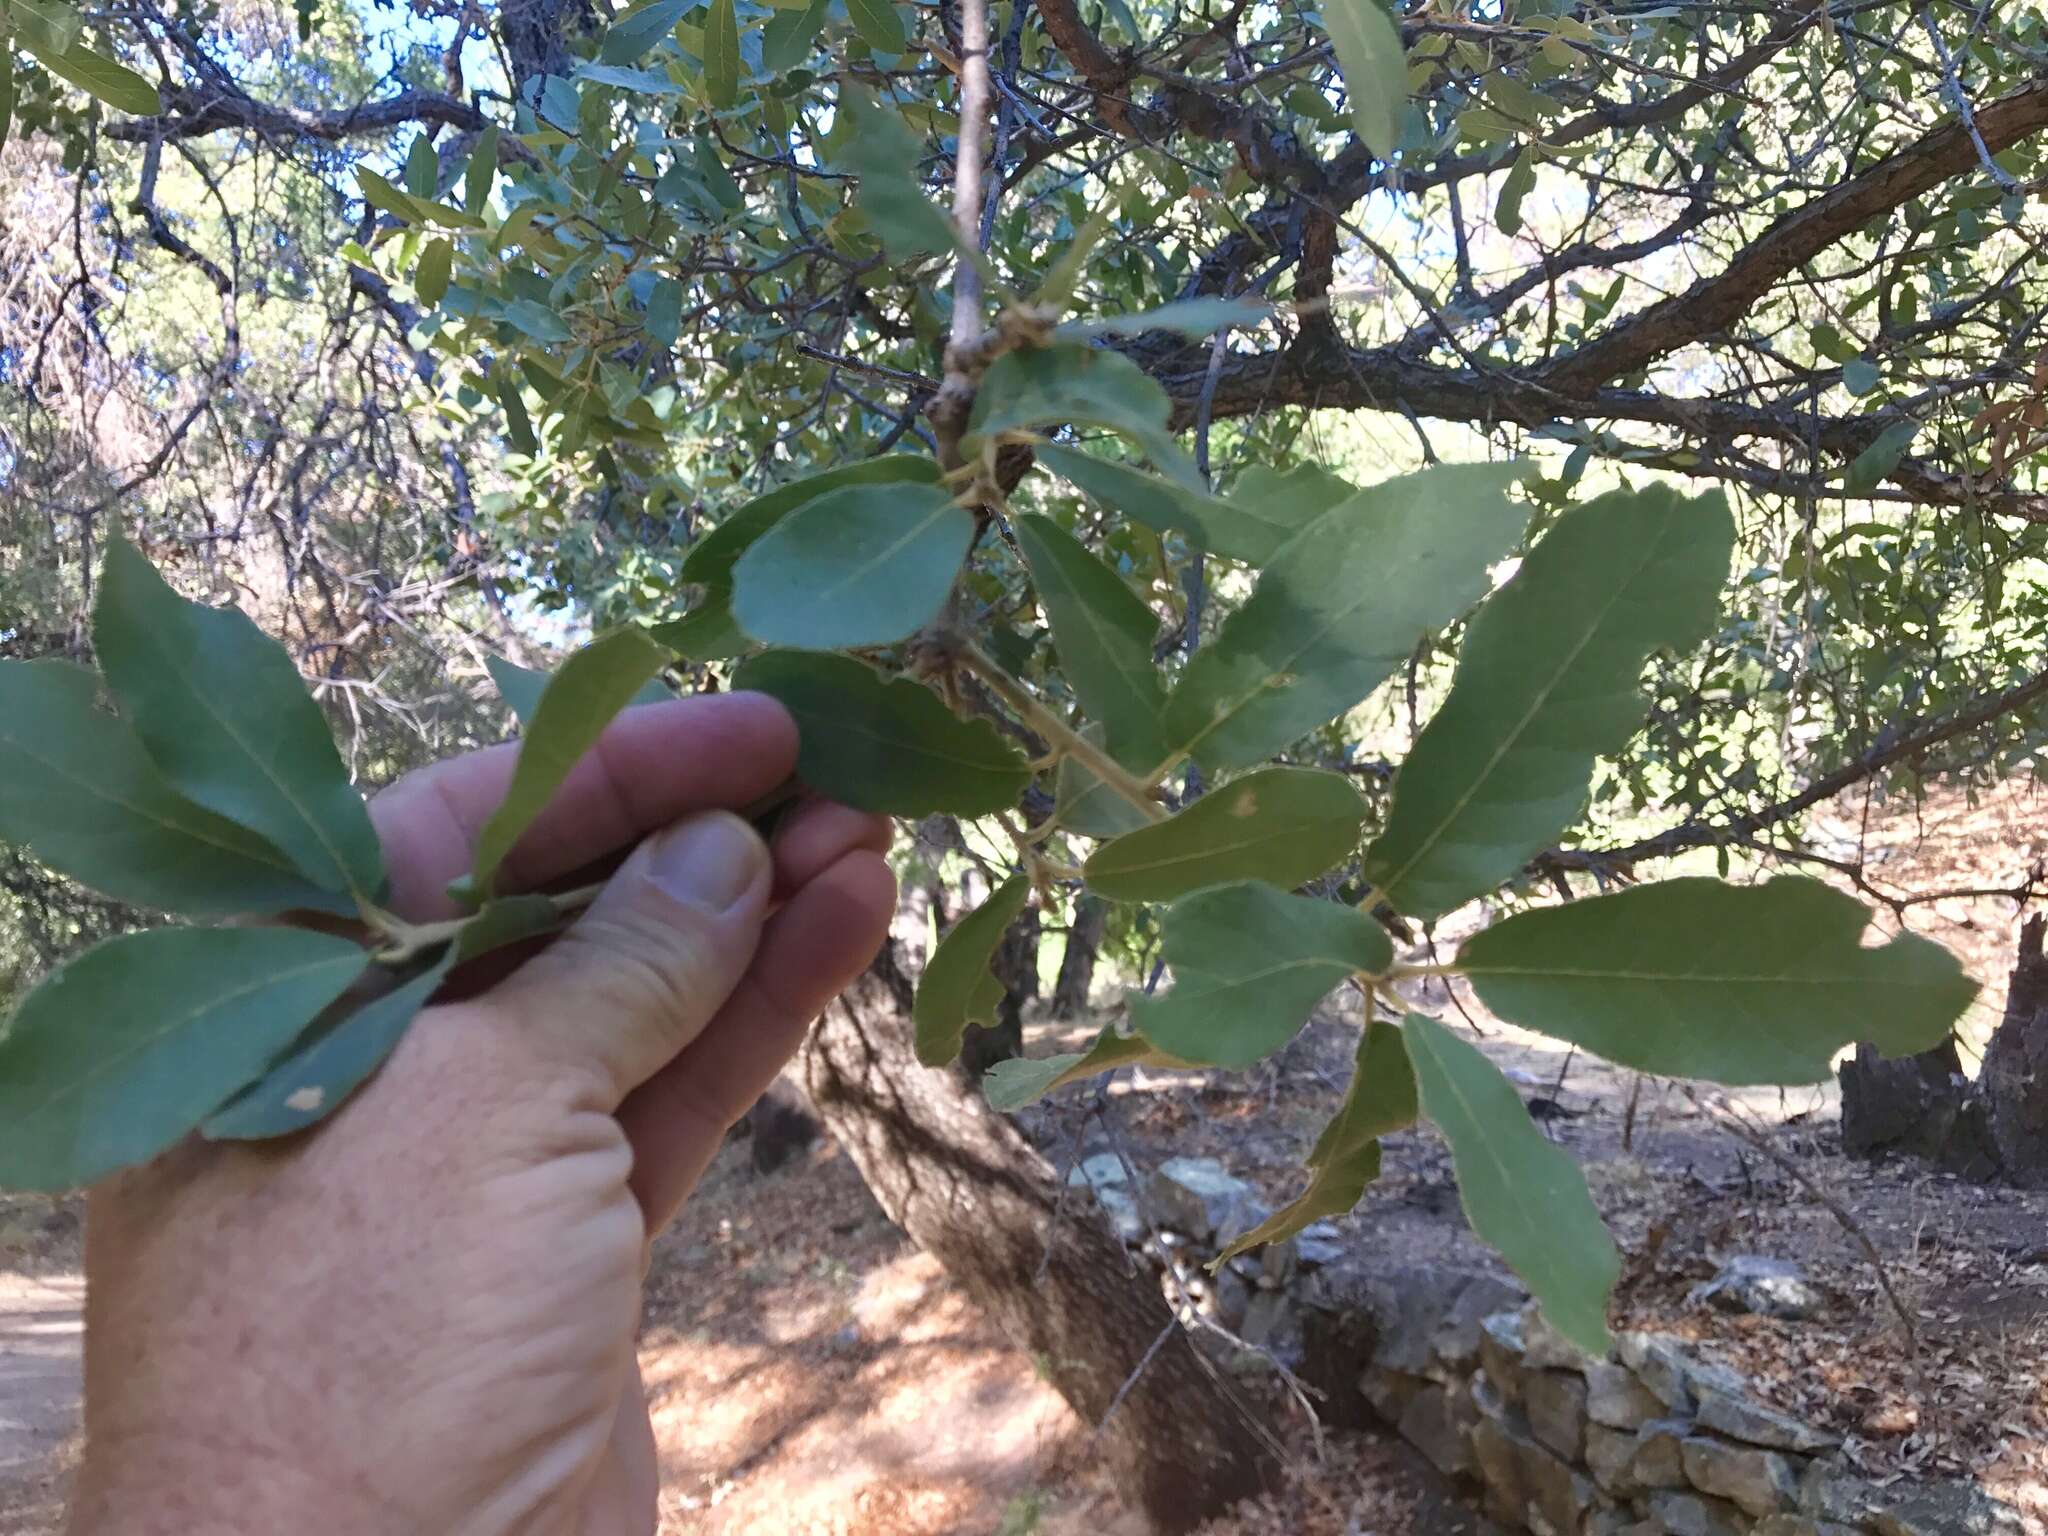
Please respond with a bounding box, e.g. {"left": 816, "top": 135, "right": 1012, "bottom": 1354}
{"left": 111, "top": 85, "right": 487, "bottom": 144}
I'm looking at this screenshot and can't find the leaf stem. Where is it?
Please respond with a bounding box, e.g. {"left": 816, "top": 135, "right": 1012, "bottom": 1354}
{"left": 370, "top": 880, "right": 603, "bottom": 966}
{"left": 956, "top": 641, "right": 1166, "bottom": 822}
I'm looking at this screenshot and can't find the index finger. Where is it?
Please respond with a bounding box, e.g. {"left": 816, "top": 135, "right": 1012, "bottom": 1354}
{"left": 369, "top": 691, "right": 799, "bottom": 920}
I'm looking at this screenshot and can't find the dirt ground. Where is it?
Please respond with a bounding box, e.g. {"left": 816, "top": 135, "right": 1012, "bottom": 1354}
{"left": 4, "top": 779, "right": 2048, "bottom": 1532}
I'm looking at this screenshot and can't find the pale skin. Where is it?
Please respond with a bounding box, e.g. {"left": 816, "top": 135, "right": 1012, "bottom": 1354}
{"left": 68, "top": 692, "right": 899, "bottom": 1536}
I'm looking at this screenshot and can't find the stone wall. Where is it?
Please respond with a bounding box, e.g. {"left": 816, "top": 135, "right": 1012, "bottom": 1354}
{"left": 1304, "top": 1266, "right": 2032, "bottom": 1536}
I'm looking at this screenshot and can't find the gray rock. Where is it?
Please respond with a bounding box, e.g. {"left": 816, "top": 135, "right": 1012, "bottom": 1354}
{"left": 1681, "top": 1436, "right": 1799, "bottom": 1517}
{"left": 1697, "top": 1388, "right": 1838, "bottom": 1454}
{"left": 1466, "top": 1402, "right": 1591, "bottom": 1535}
{"left": 1470, "top": 1412, "right": 1530, "bottom": 1526}
{"left": 1587, "top": 1511, "right": 1662, "bottom": 1536}
{"left": 1360, "top": 1365, "right": 1427, "bottom": 1425}
{"left": 1754, "top": 1518, "right": 1861, "bottom": 1536}
{"left": 1689, "top": 1256, "right": 1825, "bottom": 1323}
{"left": 1521, "top": 1300, "right": 1599, "bottom": 1370}
{"left": 1588, "top": 1360, "right": 1669, "bottom": 1430}
{"left": 1259, "top": 1235, "right": 1300, "bottom": 1288}
{"left": 1208, "top": 1266, "right": 1253, "bottom": 1331}
{"left": 1620, "top": 1332, "right": 1698, "bottom": 1412}
{"left": 1398, "top": 1382, "right": 1476, "bottom": 1477}
{"left": 1294, "top": 1220, "right": 1345, "bottom": 1267}
{"left": 1433, "top": 1275, "right": 1526, "bottom": 1370}
{"left": 1631, "top": 1419, "right": 1694, "bottom": 1490}
{"left": 1362, "top": 1268, "right": 1511, "bottom": 1376}
{"left": 1480, "top": 1309, "right": 1529, "bottom": 1404}
{"left": 1067, "top": 1153, "right": 1144, "bottom": 1241}
{"left": 1586, "top": 1423, "right": 1641, "bottom": 1496}
{"left": 1645, "top": 1490, "right": 1752, "bottom": 1536}
{"left": 1147, "top": 1156, "right": 1268, "bottom": 1243}
{"left": 1798, "top": 1466, "right": 1880, "bottom": 1525}
{"left": 1526, "top": 1368, "right": 1590, "bottom": 1461}
{"left": 1240, "top": 1288, "right": 1301, "bottom": 1357}
{"left": 1868, "top": 1481, "right": 2028, "bottom": 1536}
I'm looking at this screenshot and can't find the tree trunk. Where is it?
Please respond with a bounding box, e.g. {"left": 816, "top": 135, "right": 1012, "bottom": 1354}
{"left": 796, "top": 941, "right": 1279, "bottom": 1532}
{"left": 958, "top": 906, "right": 1038, "bottom": 1076}
{"left": 1985, "top": 913, "right": 2048, "bottom": 1187}
{"left": 1052, "top": 895, "right": 1106, "bottom": 1018}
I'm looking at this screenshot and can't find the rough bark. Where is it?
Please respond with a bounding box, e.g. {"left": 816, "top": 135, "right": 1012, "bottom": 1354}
{"left": 796, "top": 941, "right": 1279, "bottom": 1532}
{"left": 1839, "top": 1038, "right": 2000, "bottom": 1183}
{"left": 1052, "top": 896, "right": 1107, "bottom": 1019}
{"left": 1984, "top": 914, "right": 2048, "bottom": 1187}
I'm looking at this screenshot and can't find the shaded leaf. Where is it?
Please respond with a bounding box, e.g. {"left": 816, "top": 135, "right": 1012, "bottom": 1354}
{"left": 731, "top": 482, "right": 972, "bottom": 649}
{"left": 1163, "top": 461, "right": 1526, "bottom": 770}
{"left": 1458, "top": 875, "right": 1978, "bottom": 1085}
{"left": 498, "top": 376, "right": 537, "bottom": 453}
{"left": 485, "top": 652, "right": 669, "bottom": 729}
{"left": 839, "top": 94, "right": 953, "bottom": 258}
{"left": 1496, "top": 148, "right": 1536, "bottom": 236}
{"left": 464, "top": 122, "right": 499, "bottom": 213}
{"left": 1843, "top": 359, "right": 1880, "bottom": 396}
{"left": 0, "top": 660, "right": 351, "bottom": 918}
{"left": 26, "top": 35, "right": 161, "bottom": 115}
{"left": 471, "top": 627, "right": 671, "bottom": 892}
{"left": 733, "top": 650, "right": 1031, "bottom": 816}
{"left": 1052, "top": 726, "right": 1155, "bottom": 839}
{"left": 404, "top": 131, "right": 437, "bottom": 198}
{"left": 1037, "top": 445, "right": 1323, "bottom": 566}
{"left": 1215, "top": 1018, "right": 1414, "bottom": 1260}
{"left": 968, "top": 343, "right": 1199, "bottom": 489}
{"left": 1404, "top": 1011, "right": 1619, "bottom": 1355}
{"left": 1084, "top": 766, "right": 1367, "bottom": 902}
{"left": 1228, "top": 462, "right": 1356, "bottom": 526}
{"left": 1364, "top": 485, "right": 1734, "bottom": 919}
{"left": 704, "top": 0, "right": 740, "bottom": 107}
{"left": 644, "top": 276, "right": 682, "bottom": 345}
{"left": 1130, "top": 882, "right": 1392, "bottom": 1067}
{"left": 94, "top": 536, "right": 384, "bottom": 899}
{"left": 762, "top": 0, "right": 830, "bottom": 71}
{"left": 504, "top": 297, "right": 573, "bottom": 343}
{"left": 844, "top": 0, "right": 905, "bottom": 53}
{"left": 682, "top": 456, "right": 943, "bottom": 587}
{"left": 1013, "top": 514, "right": 1166, "bottom": 768}
{"left": 984, "top": 1025, "right": 1184, "bottom": 1111}
{"left": 414, "top": 237, "right": 453, "bottom": 306}
{"left": 0, "top": 927, "right": 366, "bottom": 1191}
{"left": 914, "top": 876, "right": 1030, "bottom": 1066}
{"left": 648, "top": 600, "right": 751, "bottom": 661}
{"left": 601, "top": 0, "right": 691, "bottom": 62}
{"left": 1845, "top": 419, "right": 1918, "bottom": 493}
{"left": 1322, "top": 0, "right": 1405, "bottom": 158}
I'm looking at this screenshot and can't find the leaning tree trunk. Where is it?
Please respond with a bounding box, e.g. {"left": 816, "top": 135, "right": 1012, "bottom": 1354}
{"left": 1984, "top": 914, "right": 2048, "bottom": 1187}
{"left": 797, "top": 941, "right": 1278, "bottom": 1532}
{"left": 1051, "top": 895, "right": 1106, "bottom": 1019}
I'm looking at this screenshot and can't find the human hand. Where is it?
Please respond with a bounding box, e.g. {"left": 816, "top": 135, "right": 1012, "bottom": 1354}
{"left": 68, "top": 693, "right": 896, "bottom": 1536}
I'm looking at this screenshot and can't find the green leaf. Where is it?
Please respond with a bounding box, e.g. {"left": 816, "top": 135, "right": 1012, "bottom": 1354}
{"left": 1842, "top": 359, "right": 1880, "bottom": 396}
{"left": 1164, "top": 462, "right": 1525, "bottom": 770}
{"left": 94, "top": 536, "right": 385, "bottom": 900}
{"left": 644, "top": 276, "right": 682, "bottom": 345}
{"left": 24, "top": 36, "right": 161, "bottom": 115}
{"left": 202, "top": 956, "right": 451, "bottom": 1141}
{"left": 648, "top": 600, "right": 750, "bottom": 661}
{"left": 485, "top": 652, "right": 669, "bottom": 729}
{"left": 704, "top": 0, "right": 739, "bottom": 107}
{"left": 731, "top": 482, "right": 973, "bottom": 649}
{"left": 357, "top": 167, "right": 429, "bottom": 225}
{"left": 414, "top": 237, "right": 453, "bottom": 306}
{"left": 1496, "top": 148, "right": 1536, "bottom": 236}
{"left": 1084, "top": 766, "right": 1367, "bottom": 902}
{"left": 968, "top": 343, "right": 1199, "bottom": 490}
{"left": 1458, "top": 875, "right": 1978, "bottom": 1085}
{"left": 0, "top": 660, "right": 352, "bottom": 918}
{"left": 1129, "top": 882, "right": 1393, "bottom": 1067}
{"left": 1059, "top": 297, "right": 1272, "bottom": 341}
{"left": 1215, "top": 1018, "right": 1414, "bottom": 1259}
{"left": 470, "top": 626, "right": 672, "bottom": 892}
{"left": 504, "top": 297, "right": 573, "bottom": 343}
{"left": 3, "top": 0, "right": 84, "bottom": 56}
{"left": 1404, "top": 1011, "right": 1619, "bottom": 1356}
{"left": 844, "top": 0, "right": 905, "bottom": 53}
{"left": 761, "top": 0, "right": 830, "bottom": 70}
{"left": 404, "top": 131, "right": 438, "bottom": 198}
{"left": 732, "top": 650, "right": 1031, "bottom": 816}
{"left": 839, "top": 94, "right": 954, "bottom": 258}
{"left": 0, "top": 927, "right": 367, "bottom": 1191}
{"left": 601, "top": 0, "right": 690, "bottom": 62}
{"left": 1845, "top": 420, "right": 1918, "bottom": 493}
{"left": 1052, "top": 727, "right": 1154, "bottom": 839}
{"left": 1036, "top": 445, "right": 1325, "bottom": 567}
{"left": 682, "top": 457, "right": 943, "bottom": 587}
{"left": 1364, "top": 485, "right": 1734, "bottom": 919}
{"left": 983, "top": 1025, "right": 1184, "bottom": 1111}
{"left": 464, "top": 123, "right": 499, "bottom": 214}
{"left": 914, "top": 876, "right": 1031, "bottom": 1066}
{"left": 1013, "top": 514, "right": 1167, "bottom": 769}
{"left": 1228, "top": 462, "right": 1356, "bottom": 526}
{"left": 498, "top": 376, "right": 537, "bottom": 454}
{"left": 1321, "top": 0, "right": 1405, "bottom": 158}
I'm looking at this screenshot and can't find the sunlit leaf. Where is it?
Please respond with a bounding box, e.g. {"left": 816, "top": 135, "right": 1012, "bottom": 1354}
{"left": 93, "top": 536, "right": 385, "bottom": 900}
{"left": 1163, "top": 462, "right": 1525, "bottom": 770}
{"left": 485, "top": 652, "right": 669, "bottom": 728}
{"left": 1364, "top": 485, "right": 1734, "bottom": 919}
{"left": 1404, "top": 1011, "right": 1619, "bottom": 1356}
{"left": 0, "top": 927, "right": 367, "bottom": 1190}
{"left": 25, "top": 35, "right": 161, "bottom": 115}
{"left": 470, "top": 626, "right": 672, "bottom": 892}
{"left": 1060, "top": 297, "right": 1272, "bottom": 341}
{"left": 1036, "top": 445, "right": 1328, "bottom": 566}
{"left": 1458, "top": 876, "right": 1978, "bottom": 1084}
{"left": 1084, "top": 766, "right": 1367, "bottom": 902}
{"left": 914, "top": 875, "right": 1030, "bottom": 1066}
{"left": 682, "top": 457, "right": 944, "bottom": 587}
{"left": 1130, "top": 882, "right": 1392, "bottom": 1066}
{"left": 731, "top": 482, "right": 972, "bottom": 649}
{"left": 1322, "top": 0, "right": 1405, "bottom": 158}
{"left": 733, "top": 650, "right": 1031, "bottom": 815}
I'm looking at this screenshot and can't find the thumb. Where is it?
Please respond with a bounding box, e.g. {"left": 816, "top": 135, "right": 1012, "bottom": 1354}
{"left": 484, "top": 810, "right": 773, "bottom": 1105}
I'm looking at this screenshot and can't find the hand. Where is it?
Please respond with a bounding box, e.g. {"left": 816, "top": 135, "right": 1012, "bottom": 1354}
{"left": 69, "top": 693, "right": 896, "bottom": 1536}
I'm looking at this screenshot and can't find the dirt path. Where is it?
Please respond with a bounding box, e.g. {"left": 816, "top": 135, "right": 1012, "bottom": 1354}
{"left": 0, "top": 1270, "right": 82, "bottom": 1534}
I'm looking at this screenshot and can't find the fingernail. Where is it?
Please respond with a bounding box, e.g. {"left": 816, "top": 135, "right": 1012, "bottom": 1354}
{"left": 644, "top": 812, "right": 767, "bottom": 915}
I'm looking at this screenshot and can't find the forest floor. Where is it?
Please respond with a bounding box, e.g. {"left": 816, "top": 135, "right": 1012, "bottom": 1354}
{"left": 4, "top": 780, "right": 2048, "bottom": 1533}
